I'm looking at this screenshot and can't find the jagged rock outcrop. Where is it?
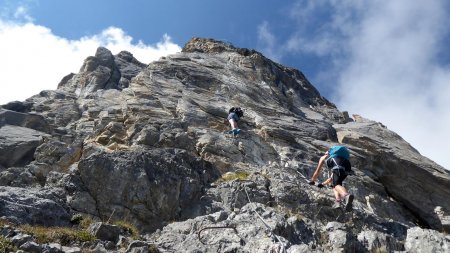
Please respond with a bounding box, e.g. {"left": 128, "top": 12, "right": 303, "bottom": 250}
{"left": 0, "top": 37, "right": 449, "bottom": 252}
{"left": 58, "top": 47, "right": 146, "bottom": 97}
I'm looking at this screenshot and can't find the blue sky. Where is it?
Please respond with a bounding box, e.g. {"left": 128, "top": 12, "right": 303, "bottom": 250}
{"left": 1, "top": 0, "right": 450, "bottom": 169}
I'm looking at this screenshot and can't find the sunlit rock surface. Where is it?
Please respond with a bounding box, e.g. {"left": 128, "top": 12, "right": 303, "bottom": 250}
{"left": 0, "top": 38, "right": 448, "bottom": 252}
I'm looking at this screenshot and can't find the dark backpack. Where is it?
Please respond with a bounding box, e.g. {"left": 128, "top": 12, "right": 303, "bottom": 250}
{"left": 328, "top": 157, "right": 352, "bottom": 176}
{"left": 229, "top": 107, "right": 244, "bottom": 118}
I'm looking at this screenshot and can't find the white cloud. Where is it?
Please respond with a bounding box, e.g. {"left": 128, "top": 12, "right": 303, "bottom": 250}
{"left": 261, "top": 0, "right": 450, "bottom": 169}
{"left": 0, "top": 12, "right": 181, "bottom": 104}
{"left": 257, "top": 21, "right": 281, "bottom": 61}
{"left": 335, "top": 1, "right": 450, "bottom": 169}
{"left": 13, "top": 5, "right": 33, "bottom": 22}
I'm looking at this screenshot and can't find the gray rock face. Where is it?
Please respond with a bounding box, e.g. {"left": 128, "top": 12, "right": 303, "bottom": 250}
{"left": 75, "top": 47, "right": 121, "bottom": 96}
{"left": 0, "top": 108, "right": 50, "bottom": 132}
{"left": 0, "top": 125, "right": 48, "bottom": 167}
{"left": 0, "top": 37, "right": 449, "bottom": 252}
{"left": 0, "top": 186, "right": 70, "bottom": 226}
{"left": 357, "top": 230, "right": 403, "bottom": 252}
{"left": 26, "top": 90, "right": 81, "bottom": 130}
{"left": 114, "top": 51, "right": 147, "bottom": 89}
{"left": 1, "top": 100, "right": 34, "bottom": 112}
{"left": 0, "top": 166, "right": 36, "bottom": 187}
{"left": 148, "top": 204, "right": 313, "bottom": 253}
{"left": 405, "top": 227, "right": 449, "bottom": 253}
{"left": 58, "top": 47, "right": 145, "bottom": 97}
{"left": 76, "top": 148, "right": 219, "bottom": 231}
{"left": 334, "top": 117, "right": 450, "bottom": 231}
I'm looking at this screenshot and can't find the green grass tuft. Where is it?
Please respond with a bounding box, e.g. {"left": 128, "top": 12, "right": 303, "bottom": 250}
{"left": 78, "top": 215, "right": 96, "bottom": 230}
{"left": 18, "top": 225, "right": 95, "bottom": 245}
{"left": 0, "top": 236, "right": 18, "bottom": 252}
{"left": 112, "top": 220, "right": 141, "bottom": 240}
{"left": 149, "top": 244, "right": 161, "bottom": 253}
{"left": 0, "top": 218, "right": 12, "bottom": 227}
{"left": 218, "top": 171, "right": 250, "bottom": 182}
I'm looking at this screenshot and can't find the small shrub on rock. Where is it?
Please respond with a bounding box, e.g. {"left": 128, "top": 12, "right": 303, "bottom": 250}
{"left": 113, "top": 220, "right": 140, "bottom": 240}
{"left": 218, "top": 171, "right": 250, "bottom": 182}
{"left": 72, "top": 214, "right": 97, "bottom": 229}
{"left": 0, "top": 236, "right": 18, "bottom": 252}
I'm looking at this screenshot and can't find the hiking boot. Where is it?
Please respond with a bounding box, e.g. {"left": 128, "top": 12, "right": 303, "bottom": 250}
{"left": 344, "top": 194, "right": 354, "bottom": 211}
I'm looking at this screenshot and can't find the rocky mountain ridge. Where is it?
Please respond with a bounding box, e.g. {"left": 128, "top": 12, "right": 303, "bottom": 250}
{"left": 0, "top": 37, "right": 449, "bottom": 252}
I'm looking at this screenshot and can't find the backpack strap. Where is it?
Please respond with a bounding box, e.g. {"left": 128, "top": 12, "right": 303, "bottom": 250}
{"left": 331, "top": 158, "right": 347, "bottom": 176}
{"left": 330, "top": 158, "right": 342, "bottom": 170}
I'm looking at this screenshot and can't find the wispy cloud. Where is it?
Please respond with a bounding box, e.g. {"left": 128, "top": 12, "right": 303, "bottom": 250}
{"left": 13, "top": 5, "right": 33, "bottom": 22}
{"left": 257, "top": 0, "right": 450, "bottom": 169}
{"left": 0, "top": 6, "right": 181, "bottom": 104}
{"left": 256, "top": 21, "right": 280, "bottom": 61}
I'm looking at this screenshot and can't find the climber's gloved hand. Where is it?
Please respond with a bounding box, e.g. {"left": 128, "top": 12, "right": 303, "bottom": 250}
{"left": 308, "top": 180, "right": 315, "bottom": 185}
{"left": 317, "top": 183, "right": 324, "bottom": 188}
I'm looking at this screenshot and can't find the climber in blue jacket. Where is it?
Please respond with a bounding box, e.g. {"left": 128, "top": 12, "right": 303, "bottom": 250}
{"left": 309, "top": 146, "right": 354, "bottom": 211}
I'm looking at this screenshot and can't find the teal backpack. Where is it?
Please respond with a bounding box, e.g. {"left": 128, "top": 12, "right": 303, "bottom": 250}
{"left": 328, "top": 146, "right": 350, "bottom": 160}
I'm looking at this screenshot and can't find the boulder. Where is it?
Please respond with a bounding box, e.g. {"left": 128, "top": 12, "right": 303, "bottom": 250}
{"left": 0, "top": 186, "right": 70, "bottom": 226}
{"left": 61, "top": 246, "right": 81, "bottom": 253}
{"left": 42, "top": 243, "right": 63, "bottom": 253}
{"left": 0, "top": 125, "right": 48, "bottom": 168}
{"left": 87, "top": 222, "right": 121, "bottom": 243}
{"left": 1, "top": 100, "right": 33, "bottom": 113}
{"left": 125, "top": 240, "right": 155, "bottom": 253}
{"left": 19, "top": 241, "right": 42, "bottom": 253}
{"left": 11, "top": 233, "right": 33, "bottom": 247}
{"left": 0, "top": 108, "right": 50, "bottom": 132}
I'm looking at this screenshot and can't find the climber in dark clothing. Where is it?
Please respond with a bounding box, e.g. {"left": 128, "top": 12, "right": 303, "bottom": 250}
{"left": 309, "top": 146, "right": 354, "bottom": 211}
{"left": 227, "top": 107, "right": 243, "bottom": 135}
{"left": 326, "top": 156, "right": 351, "bottom": 188}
